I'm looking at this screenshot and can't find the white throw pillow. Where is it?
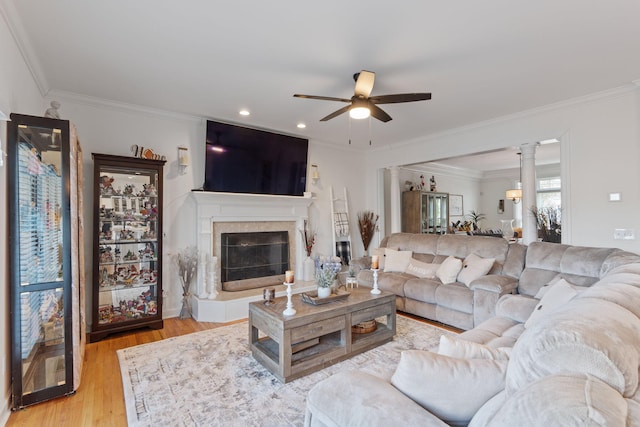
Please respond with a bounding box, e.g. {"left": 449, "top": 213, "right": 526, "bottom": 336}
{"left": 383, "top": 248, "right": 413, "bottom": 272}
{"left": 525, "top": 278, "right": 583, "bottom": 329}
{"left": 436, "top": 256, "right": 463, "bottom": 284}
{"left": 391, "top": 350, "right": 507, "bottom": 426}
{"left": 371, "top": 247, "right": 386, "bottom": 270}
{"left": 405, "top": 258, "right": 439, "bottom": 279}
{"left": 438, "top": 335, "right": 511, "bottom": 361}
{"left": 457, "top": 253, "right": 495, "bottom": 287}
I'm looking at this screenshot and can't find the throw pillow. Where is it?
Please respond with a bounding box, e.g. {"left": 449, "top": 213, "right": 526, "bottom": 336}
{"left": 525, "top": 278, "right": 583, "bottom": 329}
{"left": 383, "top": 248, "right": 413, "bottom": 273}
{"left": 438, "top": 335, "right": 511, "bottom": 361}
{"left": 371, "top": 247, "right": 386, "bottom": 270}
{"left": 436, "top": 256, "right": 463, "bottom": 284}
{"left": 404, "top": 258, "right": 439, "bottom": 279}
{"left": 391, "top": 350, "right": 507, "bottom": 426}
{"left": 534, "top": 276, "right": 579, "bottom": 299}
{"left": 457, "top": 253, "right": 495, "bottom": 287}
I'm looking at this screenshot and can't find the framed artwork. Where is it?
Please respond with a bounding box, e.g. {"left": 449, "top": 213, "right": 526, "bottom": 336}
{"left": 449, "top": 194, "right": 463, "bottom": 216}
{"left": 498, "top": 199, "right": 505, "bottom": 214}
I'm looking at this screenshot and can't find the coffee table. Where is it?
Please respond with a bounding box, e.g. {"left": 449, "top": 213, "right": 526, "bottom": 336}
{"left": 248, "top": 287, "right": 396, "bottom": 383}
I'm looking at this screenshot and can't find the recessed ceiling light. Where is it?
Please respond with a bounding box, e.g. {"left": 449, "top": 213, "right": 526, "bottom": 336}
{"left": 239, "top": 109, "right": 250, "bottom": 116}
{"left": 539, "top": 138, "right": 559, "bottom": 145}
{"left": 297, "top": 123, "right": 306, "bottom": 129}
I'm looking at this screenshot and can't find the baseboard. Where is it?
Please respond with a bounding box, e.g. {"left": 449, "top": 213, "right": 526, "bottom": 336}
{"left": 1, "top": 393, "right": 10, "bottom": 426}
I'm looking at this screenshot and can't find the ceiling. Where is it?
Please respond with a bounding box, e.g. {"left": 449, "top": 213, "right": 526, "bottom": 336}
{"left": 7, "top": 1, "right": 640, "bottom": 164}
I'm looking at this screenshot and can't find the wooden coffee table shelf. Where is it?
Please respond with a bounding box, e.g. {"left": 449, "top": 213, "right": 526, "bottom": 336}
{"left": 249, "top": 287, "right": 396, "bottom": 383}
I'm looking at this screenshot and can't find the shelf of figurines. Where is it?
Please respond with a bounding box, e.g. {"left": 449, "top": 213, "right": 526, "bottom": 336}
{"left": 97, "top": 265, "right": 158, "bottom": 291}
{"left": 97, "top": 288, "right": 158, "bottom": 325}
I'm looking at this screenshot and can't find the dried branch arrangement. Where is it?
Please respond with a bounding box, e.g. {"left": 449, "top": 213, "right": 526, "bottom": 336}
{"left": 357, "top": 210, "right": 379, "bottom": 253}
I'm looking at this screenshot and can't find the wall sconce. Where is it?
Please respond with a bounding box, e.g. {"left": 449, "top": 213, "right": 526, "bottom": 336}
{"left": 311, "top": 164, "right": 319, "bottom": 183}
{"left": 178, "top": 146, "right": 189, "bottom": 168}
{"left": 0, "top": 110, "right": 10, "bottom": 168}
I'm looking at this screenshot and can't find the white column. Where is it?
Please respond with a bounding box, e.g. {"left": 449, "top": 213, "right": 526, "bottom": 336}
{"left": 520, "top": 143, "right": 538, "bottom": 245}
{"left": 389, "top": 166, "right": 402, "bottom": 233}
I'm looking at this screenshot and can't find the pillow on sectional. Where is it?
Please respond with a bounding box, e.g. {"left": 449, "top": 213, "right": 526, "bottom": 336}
{"left": 438, "top": 335, "right": 511, "bottom": 361}
{"left": 404, "top": 258, "right": 439, "bottom": 279}
{"left": 525, "top": 278, "right": 583, "bottom": 329}
{"left": 436, "top": 256, "right": 463, "bottom": 284}
{"left": 534, "top": 276, "right": 581, "bottom": 299}
{"left": 391, "top": 350, "right": 507, "bottom": 426}
{"left": 371, "top": 247, "right": 386, "bottom": 270}
{"left": 383, "top": 248, "right": 413, "bottom": 273}
{"left": 457, "top": 253, "right": 495, "bottom": 287}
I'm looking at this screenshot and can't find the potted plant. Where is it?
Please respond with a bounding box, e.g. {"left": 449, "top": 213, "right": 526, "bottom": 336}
{"left": 531, "top": 206, "right": 562, "bottom": 243}
{"left": 314, "top": 256, "right": 342, "bottom": 298}
{"left": 466, "top": 210, "right": 486, "bottom": 231}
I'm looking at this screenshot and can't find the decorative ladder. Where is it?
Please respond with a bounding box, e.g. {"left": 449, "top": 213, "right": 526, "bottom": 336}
{"left": 330, "top": 186, "right": 352, "bottom": 265}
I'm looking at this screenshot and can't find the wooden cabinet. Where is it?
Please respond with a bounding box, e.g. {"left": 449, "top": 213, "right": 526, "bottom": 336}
{"left": 402, "top": 191, "right": 449, "bottom": 234}
{"left": 7, "top": 114, "right": 85, "bottom": 409}
{"left": 90, "top": 153, "right": 166, "bottom": 342}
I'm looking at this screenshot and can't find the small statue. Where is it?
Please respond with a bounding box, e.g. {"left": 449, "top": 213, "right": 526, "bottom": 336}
{"left": 44, "top": 100, "right": 61, "bottom": 119}
{"left": 430, "top": 175, "right": 437, "bottom": 192}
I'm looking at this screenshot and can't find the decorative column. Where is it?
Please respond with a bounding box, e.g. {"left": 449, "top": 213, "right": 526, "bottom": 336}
{"left": 389, "top": 166, "right": 401, "bottom": 233}
{"left": 520, "top": 143, "right": 538, "bottom": 245}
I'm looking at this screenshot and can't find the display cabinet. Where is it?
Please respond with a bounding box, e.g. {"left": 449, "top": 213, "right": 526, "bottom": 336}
{"left": 7, "top": 113, "right": 85, "bottom": 409}
{"left": 402, "top": 191, "right": 449, "bottom": 234}
{"left": 90, "top": 153, "right": 166, "bottom": 342}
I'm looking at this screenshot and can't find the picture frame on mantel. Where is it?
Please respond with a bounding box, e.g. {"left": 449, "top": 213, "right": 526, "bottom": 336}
{"left": 449, "top": 194, "right": 463, "bottom": 216}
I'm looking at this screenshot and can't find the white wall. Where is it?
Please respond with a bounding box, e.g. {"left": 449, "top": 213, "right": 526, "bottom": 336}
{"left": 45, "top": 93, "right": 367, "bottom": 325}
{"left": 367, "top": 87, "right": 640, "bottom": 253}
{"left": 0, "top": 6, "right": 48, "bottom": 423}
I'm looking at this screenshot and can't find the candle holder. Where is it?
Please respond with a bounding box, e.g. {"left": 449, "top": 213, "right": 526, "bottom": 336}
{"left": 371, "top": 268, "right": 381, "bottom": 294}
{"left": 282, "top": 282, "right": 296, "bottom": 316}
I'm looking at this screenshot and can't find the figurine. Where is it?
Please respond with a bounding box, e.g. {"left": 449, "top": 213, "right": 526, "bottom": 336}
{"left": 44, "top": 100, "right": 61, "bottom": 119}
{"left": 100, "top": 175, "right": 115, "bottom": 194}
{"left": 430, "top": 175, "right": 437, "bottom": 192}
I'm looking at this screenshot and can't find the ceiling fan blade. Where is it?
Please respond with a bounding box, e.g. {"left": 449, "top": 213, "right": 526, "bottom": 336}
{"left": 293, "top": 94, "right": 351, "bottom": 103}
{"left": 320, "top": 105, "right": 352, "bottom": 121}
{"left": 369, "top": 93, "right": 432, "bottom": 104}
{"left": 369, "top": 104, "right": 392, "bottom": 122}
{"left": 354, "top": 70, "right": 375, "bottom": 98}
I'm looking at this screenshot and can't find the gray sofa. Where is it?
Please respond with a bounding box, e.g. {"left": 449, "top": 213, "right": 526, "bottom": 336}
{"left": 305, "top": 240, "right": 640, "bottom": 426}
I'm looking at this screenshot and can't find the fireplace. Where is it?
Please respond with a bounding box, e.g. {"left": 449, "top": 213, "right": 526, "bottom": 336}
{"left": 191, "top": 191, "right": 313, "bottom": 298}
{"left": 220, "top": 231, "right": 289, "bottom": 291}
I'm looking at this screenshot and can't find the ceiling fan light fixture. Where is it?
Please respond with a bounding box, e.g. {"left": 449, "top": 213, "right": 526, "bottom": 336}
{"left": 349, "top": 106, "right": 370, "bottom": 119}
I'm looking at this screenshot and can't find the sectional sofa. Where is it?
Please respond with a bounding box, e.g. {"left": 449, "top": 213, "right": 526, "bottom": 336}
{"left": 305, "top": 235, "right": 640, "bottom": 425}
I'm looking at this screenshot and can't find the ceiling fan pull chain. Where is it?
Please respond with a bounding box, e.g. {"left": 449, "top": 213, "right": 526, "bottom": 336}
{"left": 348, "top": 116, "right": 352, "bottom": 144}
{"left": 369, "top": 116, "right": 372, "bottom": 146}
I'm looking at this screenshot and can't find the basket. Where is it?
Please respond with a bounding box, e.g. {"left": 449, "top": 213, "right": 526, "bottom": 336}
{"left": 352, "top": 319, "right": 377, "bottom": 334}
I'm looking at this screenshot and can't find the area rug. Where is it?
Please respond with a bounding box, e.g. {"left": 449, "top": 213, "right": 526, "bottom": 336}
{"left": 117, "top": 315, "right": 454, "bottom": 427}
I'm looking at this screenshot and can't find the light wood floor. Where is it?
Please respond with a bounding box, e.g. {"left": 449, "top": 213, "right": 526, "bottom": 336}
{"left": 7, "top": 318, "right": 232, "bottom": 427}
{"left": 7, "top": 312, "right": 453, "bottom": 427}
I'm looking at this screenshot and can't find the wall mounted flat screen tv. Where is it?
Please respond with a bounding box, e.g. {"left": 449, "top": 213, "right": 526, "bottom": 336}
{"left": 204, "top": 120, "right": 308, "bottom": 196}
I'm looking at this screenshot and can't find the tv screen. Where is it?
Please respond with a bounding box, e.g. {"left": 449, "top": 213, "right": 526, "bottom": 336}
{"left": 204, "top": 120, "right": 308, "bottom": 196}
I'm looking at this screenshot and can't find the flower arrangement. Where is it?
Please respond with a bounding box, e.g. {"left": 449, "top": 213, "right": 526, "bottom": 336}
{"left": 531, "top": 206, "right": 562, "bottom": 243}
{"left": 299, "top": 219, "right": 316, "bottom": 257}
{"left": 171, "top": 246, "right": 199, "bottom": 319}
{"left": 314, "top": 255, "right": 342, "bottom": 288}
{"left": 357, "top": 210, "right": 379, "bottom": 254}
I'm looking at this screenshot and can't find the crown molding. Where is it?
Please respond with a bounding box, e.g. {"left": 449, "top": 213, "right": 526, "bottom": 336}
{"left": 401, "top": 162, "right": 484, "bottom": 181}
{"left": 389, "top": 83, "right": 640, "bottom": 151}
{"left": 0, "top": 0, "right": 49, "bottom": 95}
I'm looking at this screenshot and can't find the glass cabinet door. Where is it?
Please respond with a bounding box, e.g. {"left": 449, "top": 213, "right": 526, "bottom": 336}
{"left": 90, "top": 154, "right": 165, "bottom": 342}
{"left": 8, "top": 114, "right": 74, "bottom": 408}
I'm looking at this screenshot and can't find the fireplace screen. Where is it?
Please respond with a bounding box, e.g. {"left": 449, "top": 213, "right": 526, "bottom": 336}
{"left": 220, "top": 231, "right": 289, "bottom": 284}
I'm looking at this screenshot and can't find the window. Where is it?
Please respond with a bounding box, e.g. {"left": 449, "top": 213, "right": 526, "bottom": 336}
{"left": 537, "top": 177, "right": 561, "bottom": 210}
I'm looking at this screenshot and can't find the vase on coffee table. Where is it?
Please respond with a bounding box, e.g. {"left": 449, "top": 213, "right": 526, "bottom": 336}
{"left": 317, "top": 286, "right": 331, "bottom": 298}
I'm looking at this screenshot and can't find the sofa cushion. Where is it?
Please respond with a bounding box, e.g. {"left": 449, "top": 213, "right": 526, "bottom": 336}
{"left": 404, "top": 278, "right": 440, "bottom": 303}
{"left": 524, "top": 278, "right": 583, "bottom": 328}
{"left": 438, "top": 335, "right": 511, "bottom": 360}
{"left": 435, "top": 282, "right": 474, "bottom": 313}
{"left": 477, "top": 374, "right": 628, "bottom": 426}
{"left": 508, "top": 294, "right": 640, "bottom": 397}
{"left": 384, "top": 248, "right": 413, "bottom": 272}
{"left": 405, "top": 258, "right": 439, "bottom": 278}
{"left": 436, "top": 256, "right": 462, "bottom": 284}
{"left": 391, "top": 350, "right": 507, "bottom": 426}
{"left": 457, "top": 253, "right": 495, "bottom": 287}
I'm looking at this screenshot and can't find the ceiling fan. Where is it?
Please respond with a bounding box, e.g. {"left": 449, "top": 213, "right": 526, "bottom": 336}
{"left": 293, "top": 70, "right": 431, "bottom": 123}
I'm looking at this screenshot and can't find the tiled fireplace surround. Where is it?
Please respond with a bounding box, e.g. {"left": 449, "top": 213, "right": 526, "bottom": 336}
{"left": 190, "top": 191, "right": 315, "bottom": 322}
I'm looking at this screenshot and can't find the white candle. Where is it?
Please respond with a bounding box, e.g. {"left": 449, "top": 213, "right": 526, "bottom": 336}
{"left": 371, "top": 255, "right": 379, "bottom": 269}
{"left": 285, "top": 270, "right": 295, "bottom": 283}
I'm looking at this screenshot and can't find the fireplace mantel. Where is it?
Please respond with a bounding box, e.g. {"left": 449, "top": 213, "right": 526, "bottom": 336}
{"left": 190, "top": 191, "right": 314, "bottom": 322}
{"left": 191, "top": 190, "right": 313, "bottom": 285}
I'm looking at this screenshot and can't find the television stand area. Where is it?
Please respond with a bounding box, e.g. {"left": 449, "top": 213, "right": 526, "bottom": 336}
{"left": 191, "top": 281, "right": 316, "bottom": 323}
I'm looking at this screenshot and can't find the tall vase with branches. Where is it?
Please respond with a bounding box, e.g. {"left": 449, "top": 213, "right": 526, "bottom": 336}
{"left": 357, "top": 210, "right": 379, "bottom": 255}
{"left": 172, "top": 246, "right": 199, "bottom": 319}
